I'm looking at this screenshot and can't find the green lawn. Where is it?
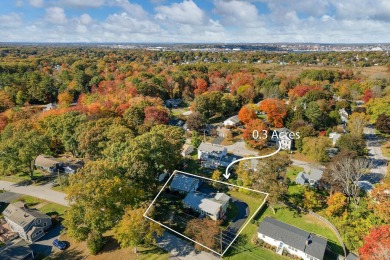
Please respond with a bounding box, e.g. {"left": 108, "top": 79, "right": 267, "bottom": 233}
{"left": 13, "top": 195, "right": 44, "bottom": 207}
{"left": 39, "top": 202, "right": 68, "bottom": 216}
{"left": 227, "top": 190, "right": 266, "bottom": 215}
{"left": 286, "top": 166, "right": 304, "bottom": 181}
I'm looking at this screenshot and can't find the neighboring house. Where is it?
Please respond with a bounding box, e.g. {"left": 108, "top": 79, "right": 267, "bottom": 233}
{"left": 339, "top": 108, "right": 349, "bottom": 124}
{"left": 3, "top": 202, "right": 52, "bottom": 243}
{"left": 216, "top": 126, "right": 231, "bottom": 138}
{"left": 35, "top": 155, "right": 84, "bottom": 174}
{"left": 43, "top": 103, "right": 57, "bottom": 111}
{"left": 295, "top": 169, "right": 324, "bottom": 186}
{"left": 0, "top": 240, "right": 34, "bottom": 260}
{"left": 329, "top": 132, "right": 342, "bottom": 146}
{"left": 34, "top": 155, "right": 61, "bottom": 174}
{"left": 181, "top": 144, "right": 194, "bottom": 157}
{"left": 269, "top": 128, "right": 294, "bottom": 151}
{"left": 183, "top": 192, "right": 230, "bottom": 220}
{"left": 258, "top": 217, "right": 327, "bottom": 260}
{"left": 197, "top": 142, "right": 227, "bottom": 160}
{"left": 223, "top": 115, "right": 240, "bottom": 127}
{"left": 170, "top": 174, "right": 200, "bottom": 194}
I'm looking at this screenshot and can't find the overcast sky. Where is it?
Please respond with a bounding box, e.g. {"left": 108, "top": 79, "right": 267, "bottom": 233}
{"left": 1, "top": 0, "right": 390, "bottom": 43}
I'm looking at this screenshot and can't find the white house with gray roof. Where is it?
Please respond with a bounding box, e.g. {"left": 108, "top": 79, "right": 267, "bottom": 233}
{"left": 2, "top": 202, "right": 52, "bottom": 243}
{"left": 258, "top": 217, "right": 327, "bottom": 260}
{"left": 183, "top": 192, "right": 230, "bottom": 220}
{"left": 295, "top": 169, "right": 324, "bottom": 186}
{"left": 223, "top": 115, "right": 240, "bottom": 127}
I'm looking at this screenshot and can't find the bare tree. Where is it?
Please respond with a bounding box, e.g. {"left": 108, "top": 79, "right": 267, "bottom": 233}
{"left": 328, "top": 157, "right": 372, "bottom": 207}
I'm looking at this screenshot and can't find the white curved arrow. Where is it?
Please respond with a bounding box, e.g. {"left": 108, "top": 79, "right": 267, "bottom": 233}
{"left": 223, "top": 141, "right": 282, "bottom": 179}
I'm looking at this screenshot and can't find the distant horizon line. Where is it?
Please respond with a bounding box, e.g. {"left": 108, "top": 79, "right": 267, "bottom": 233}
{"left": 0, "top": 42, "right": 389, "bottom": 45}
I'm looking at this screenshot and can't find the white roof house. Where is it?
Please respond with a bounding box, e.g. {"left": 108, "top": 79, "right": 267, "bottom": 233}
{"left": 223, "top": 115, "right": 240, "bottom": 126}
{"left": 183, "top": 192, "right": 230, "bottom": 220}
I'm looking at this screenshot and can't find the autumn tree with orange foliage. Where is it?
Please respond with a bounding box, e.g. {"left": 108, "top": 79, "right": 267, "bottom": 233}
{"left": 369, "top": 175, "right": 390, "bottom": 223}
{"left": 238, "top": 105, "right": 257, "bottom": 125}
{"left": 194, "top": 78, "right": 208, "bottom": 95}
{"left": 58, "top": 92, "right": 73, "bottom": 107}
{"left": 359, "top": 225, "right": 390, "bottom": 260}
{"left": 259, "top": 98, "right": 287, "bottom": 127}
{"left": 243, "top": 119, "right": 269, "bottom": 149}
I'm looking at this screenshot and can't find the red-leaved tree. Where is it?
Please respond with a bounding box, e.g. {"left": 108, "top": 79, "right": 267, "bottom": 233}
{"left": 238, "top": 106, "right": 257, "bottom": 125}
{"left": 359, "top": 225, "right": 390, "bottom": 260}
{"left": 144, "top": 106, "right": 169, "bottom": 126}
{"left": 362, "top": 89, "right": 373, "bottom": 103}
{"left": 259, "top": 98, "right": 287, "bottom": 127}
{"left": 243, "top": 119, "right": 269, "bottom": 149}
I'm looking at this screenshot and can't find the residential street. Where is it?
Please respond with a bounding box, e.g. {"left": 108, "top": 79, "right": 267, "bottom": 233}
{"left": 362, "top": 126, "right": 389, "bottom": 184}
{"left": 0, "top": 181, "right": 68, "bottom": 206}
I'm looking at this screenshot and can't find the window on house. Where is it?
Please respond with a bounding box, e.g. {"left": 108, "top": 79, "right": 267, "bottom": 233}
{"left": 37, "top": 219, "right": 41, "bottom": 224}
{"left": 43, "top": 222, "right": 47, "bottom": 227}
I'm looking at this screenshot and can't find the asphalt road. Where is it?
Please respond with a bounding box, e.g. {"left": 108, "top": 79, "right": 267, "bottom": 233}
{"left": 0, "top": 181, "right": 68, "bottom": 206}
{"left": 362, "top": 126, "right": 389, "bottom": 184}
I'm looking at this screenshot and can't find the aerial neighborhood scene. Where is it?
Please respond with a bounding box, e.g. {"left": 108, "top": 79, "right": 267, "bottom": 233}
{"left": 0, "top": 0, "right": 389, "bottom": 260}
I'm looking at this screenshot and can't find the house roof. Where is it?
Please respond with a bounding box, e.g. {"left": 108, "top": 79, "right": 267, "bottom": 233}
{"left": 183, "top": 192, "right": 224, "bottom": 216}
{"left": 198, "top": 142, "right": 226, "bottom": 153}
{"left": 296, "top": 170, "right": 323, "bottom": 183}
{"left": 35, "top": 155, "right": 61, "bottom": 168}
{"left": 0, "top": 241, "right": 33, "bottom": 260}
{"left": 170, "top": 174, "right": 200, "bottom": 193}
{"left": 3, "top": 203, "right": 50, "bottom": 231}
{"left": 258, "top": 217, "right": 327, "bottom": 260}
{"left": 215, "top": 193, "right": 230, "bottom": 203}
{"left": 224, "top": 115, "right": 240, "bottom": 124}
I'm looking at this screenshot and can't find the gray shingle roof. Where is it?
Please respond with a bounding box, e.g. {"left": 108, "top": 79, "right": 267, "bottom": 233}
{"left": 197, "top": 142, "right": 226, "bottom": 153}
{"left": 3, "top": 203, "right": 50, "bottom": 231}
{"left": 170, "top": 174, "right": 200, "bottom": 193}
{"left": 225, "top": 115, "right": 240, "bottom": 124}
{"left": 258, "top": 217, "right": 327, "bottom": 260}
{"left": 183, "top": 192, "right": 230, "bottom": 216}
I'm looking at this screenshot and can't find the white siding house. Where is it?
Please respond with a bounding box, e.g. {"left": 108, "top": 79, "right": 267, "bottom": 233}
{"left": 258, "top": 217, "right": 327, "bottom": 260}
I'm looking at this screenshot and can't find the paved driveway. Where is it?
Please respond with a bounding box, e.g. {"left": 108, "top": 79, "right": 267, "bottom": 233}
{"left": 156, "top": 231, "right": 219, "bottom": 260}
{"left": 0, "top": 181, "right": 68, "bottom": 206}
{"left": 30, "top": 225, "right": 62, "bottom": 257}
{"left": 225, "top": 140, "right": 258, "bottom": 157}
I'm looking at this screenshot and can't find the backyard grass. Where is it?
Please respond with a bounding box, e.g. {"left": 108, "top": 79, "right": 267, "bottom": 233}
{"left": 13, "top": 195, "right": 44, "bottom": 207}
{"left": 286, "top": 166, "right": 304, "bottom": 181}
{"left": 52, "top": 232, "right": 169, "bottom": 260}
{"left": 39, "top": 202, "right": 68, "bottom": 216}
{"left": 225, "top": 201, "right": 239, "bottom": 222}
{"left": 227, "top": 190, "right": 266, "bottom": 215}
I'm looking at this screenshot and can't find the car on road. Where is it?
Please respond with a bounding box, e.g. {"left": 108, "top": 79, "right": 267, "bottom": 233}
{"left": 53, "top": 239, "right": 66, "bottom": 250}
